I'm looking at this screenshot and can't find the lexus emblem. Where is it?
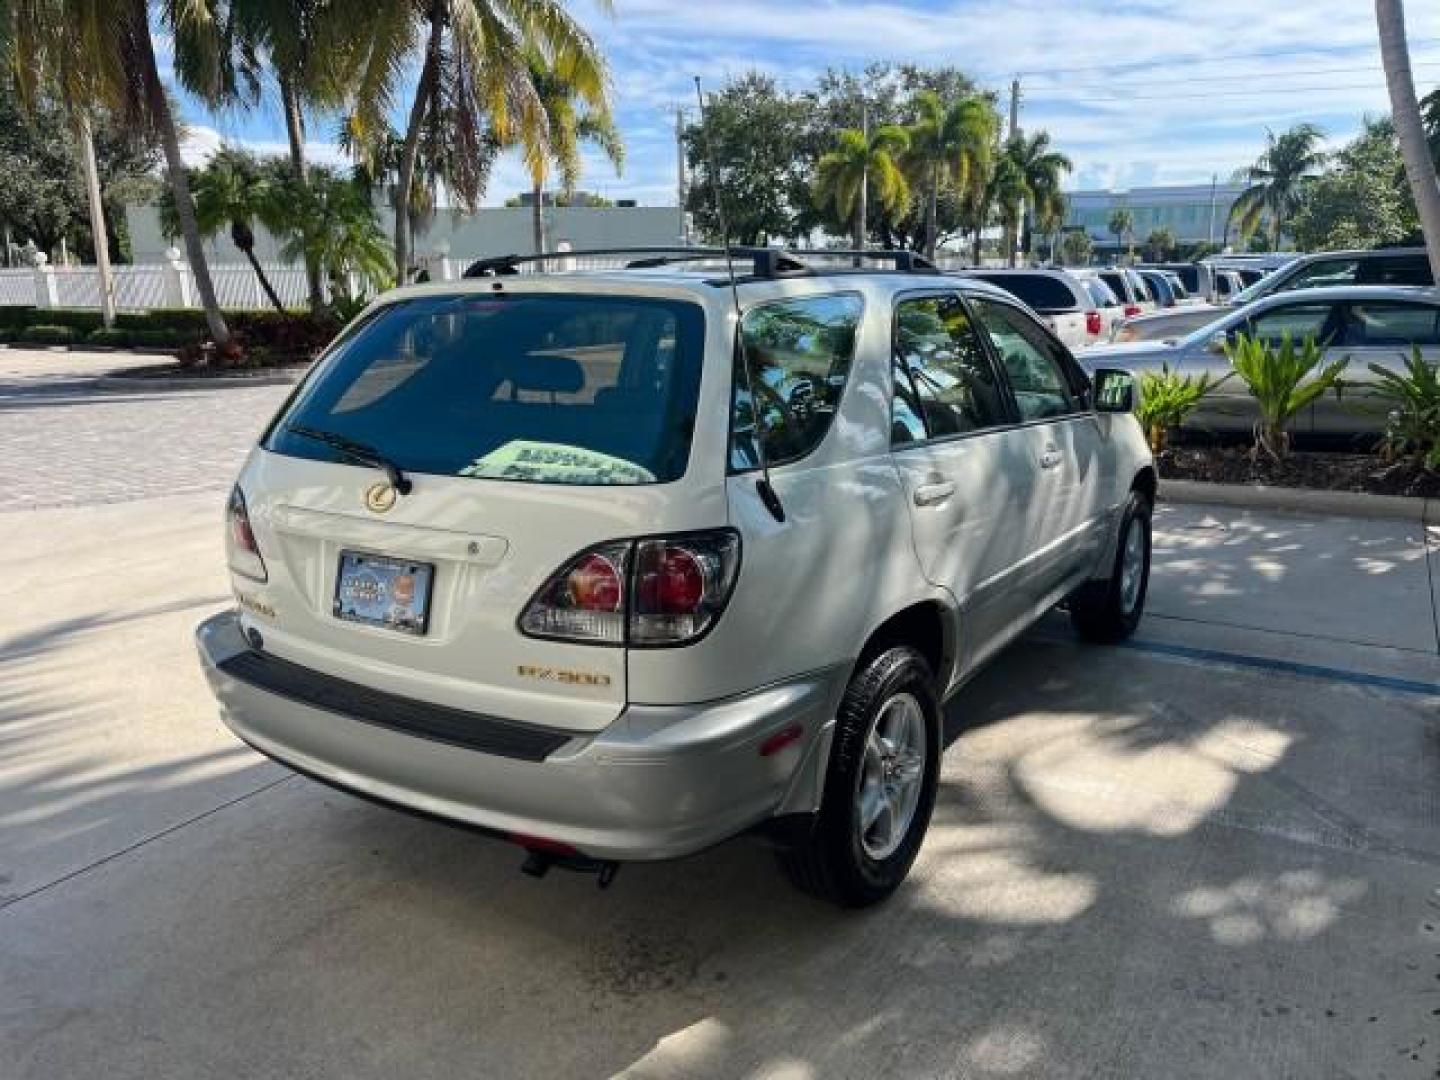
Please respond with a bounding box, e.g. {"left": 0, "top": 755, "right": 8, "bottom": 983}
{"left": 364, "top": 482, "right": 397, "bottom": 514}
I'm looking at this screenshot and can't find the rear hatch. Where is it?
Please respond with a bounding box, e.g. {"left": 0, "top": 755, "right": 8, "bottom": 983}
{"left": 234, "top": 289, "right": 716, "bottom": 734}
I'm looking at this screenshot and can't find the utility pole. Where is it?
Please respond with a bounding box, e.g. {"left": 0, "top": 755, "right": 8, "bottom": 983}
{"left": 1008, "top": 77, "right": 1023, "bottom": 264}
{"left": 1207, "top": 172, "right": 1218, "bottom": 248}
{"left": 1008, "top": 77, "right": 1021, "bottom": 139}
{"left": 857, "top": 99, "right": 869, "bottom": 254}
{"left": 675, "top": 105, "right": 689, "bottom": 245}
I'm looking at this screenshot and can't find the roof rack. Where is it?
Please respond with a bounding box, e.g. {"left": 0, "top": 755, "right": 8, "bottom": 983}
{"left": 461, "top": 246, "right": 940, "bottom": 282}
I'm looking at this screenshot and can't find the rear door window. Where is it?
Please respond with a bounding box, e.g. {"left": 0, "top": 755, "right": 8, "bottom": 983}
{"left": 1341, "top": 301, "right": 1440, "bottom": 346}
{"left": 969, "top": 298, "right": 1083, "bottom": 421}
{"left": 972, "top": 274, "right": 1077, "bottom": 313}
{"left": 891, "top": 293, "right": 1011, "bottom": 443}
{"left": 1084, "top": 279, "right": 1120, "bottom": 307}
{"left": 731, "top": 293, "right": 864, "bottom": 470}
{"left": 1285, "top": 258, "right": 1360, "bottom": 289}
{"left": 1098, "top": 272, "right": 1131, "bottom": 303}
{"left": 267, "top": 294, "right": 705, "bottom": 486}
{"left": 1241, "top": 302, "right": 1341, "bottom": 346}
{"left": 1357, "top": 255, "right": 1434, "bottom": 286}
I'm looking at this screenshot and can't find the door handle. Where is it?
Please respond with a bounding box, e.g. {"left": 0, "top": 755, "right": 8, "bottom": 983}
{"left": 913, "top": 480, "right": 956, "bottom": 507}
{"left": 1039, "top": 446, "right": 1063, "bottom": 470}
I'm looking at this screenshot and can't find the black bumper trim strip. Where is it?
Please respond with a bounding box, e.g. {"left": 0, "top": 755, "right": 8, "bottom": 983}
{"left": 216, "top": 649, "right": 572, "bottom": 762}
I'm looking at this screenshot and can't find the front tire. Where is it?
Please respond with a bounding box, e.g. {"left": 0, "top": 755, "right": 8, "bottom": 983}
{"left": 1070, "top": 490, "right": 1152, "bottom": 643}
{"left": 778, "top": 646, "right": 940, "bottom": 907}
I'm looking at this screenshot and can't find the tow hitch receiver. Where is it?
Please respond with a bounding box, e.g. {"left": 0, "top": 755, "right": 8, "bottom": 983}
{"left": 520, "top": 848, "right": 621, "bottom": 890}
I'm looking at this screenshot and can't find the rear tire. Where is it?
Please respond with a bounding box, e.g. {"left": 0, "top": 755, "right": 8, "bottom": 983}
{"left": 777, "top": 646, "right": 940, "bottom": 908}
{"left": 1070, "top": 490, "right": 1152, "bottom": 644}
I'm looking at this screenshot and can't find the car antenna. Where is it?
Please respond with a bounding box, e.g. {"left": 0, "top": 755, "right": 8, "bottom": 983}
{"left": 693, "top": 75, "right": 786, "bottom": 524}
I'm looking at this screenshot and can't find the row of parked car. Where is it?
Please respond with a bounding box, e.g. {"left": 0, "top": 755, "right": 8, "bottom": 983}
{"left": 961, "top": 247, "right": 1438, "bottom": 439}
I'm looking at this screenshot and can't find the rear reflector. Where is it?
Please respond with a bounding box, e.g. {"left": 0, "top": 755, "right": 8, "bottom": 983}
{"left": 509, "top": 833, "right": 580, "bottom": 857}
{"left": 759, "top": 724, "right": 804, "bottom": 757}
{"left": 1124, "top": 304, "right": 1141, "bottom": 318}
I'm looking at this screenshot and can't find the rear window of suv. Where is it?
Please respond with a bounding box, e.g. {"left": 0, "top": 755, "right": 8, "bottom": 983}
{"left": 266, "top": 293, "right": 706, "bottom": 486}
{"left": 972, "top": 273, "right": 1077, "bottom": 313}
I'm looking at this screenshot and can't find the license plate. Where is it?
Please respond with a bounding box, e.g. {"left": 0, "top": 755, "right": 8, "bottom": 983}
{"left": 333, "top": 551, "right": 434, "bottom": 636}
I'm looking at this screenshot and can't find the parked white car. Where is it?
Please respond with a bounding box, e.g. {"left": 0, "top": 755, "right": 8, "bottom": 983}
{"left": 197, "top": 248, "right": 1155, "bottom": 907}
{"left": 1086, "top": 284, "right": 1440, "bottom": 435}
{"left": 955, "top": 267, "right": 1111, "bottom": 348}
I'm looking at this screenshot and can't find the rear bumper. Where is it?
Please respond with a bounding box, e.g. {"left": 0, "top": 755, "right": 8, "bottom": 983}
{"left": 196, "top": 611, "right": 843, "bottom": 860}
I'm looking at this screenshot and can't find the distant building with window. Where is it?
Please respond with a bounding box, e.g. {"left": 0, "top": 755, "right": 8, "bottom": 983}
{"left": 1064, "top": 182, "right": 1248, "bottom": 252}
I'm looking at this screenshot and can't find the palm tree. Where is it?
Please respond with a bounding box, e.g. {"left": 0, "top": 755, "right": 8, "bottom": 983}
{"left": 1, "top": 0, "right": 119, "bottom": 325}
{"left": 1108, "top": 207, "right": 1133, "bottom": 260}
{"left": 345, "top": 0, "right": 611, "bottom": 284}
{"left": 525, "top": 52, "right": 622, "bottom": 256}
{"left": 814, "top": 125, "right": 910, "bottom": 250}
{"left": 1378, "top": 1, "right": 1440, "bottom": 281}
{"left": 279, "top": 167, "right": 394, "bottom": 303}
{"left": 160, "top": 149, "right": 289, "bottom": 313}
{"left": 998, "top": 131, "right": 1071, "bottom": 266}
{"left": 905, "top": 90, "right": 995, "bottom": 259}
{"left": 1230, "top": 123, "right": 1327, "bottom": 250}
{"left": 990, "top": 153, "right": 1028, "bottom": 268}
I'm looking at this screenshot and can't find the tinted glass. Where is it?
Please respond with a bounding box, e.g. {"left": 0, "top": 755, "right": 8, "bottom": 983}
{"left": 1243, "top": 302, "right": 1338, "bottom": 346}
{"left": 1342, "top": 301, "right": 1440, "bottom": 346}
{"left": 970, "top": 298, "right": 1081, "bottom": 421}
{"left": 1099, "top": 272, "right": 1130, "bottom": 302}
{"left": 1357, "top": 255, "right": 1434, "bottom": 286}
{"left": 1084, "top": 279, "right": 1121, "bottom": 307}
{"left": 1172, "top": 265, "right": 1201, "bottom": 292}
{"left": 892, "top": 294, "right": 1009, "bottom": 443}
{"left": 731, "top": 293, "right": 863, "bottom": 470}
{"left": 972, "top": 273, "right": 1076, "bottom": 312}
{"left": 1286, "top": 258, "right": 1360, "bottom": 289}
{"left": 267, "top": 294, "right": 704, "bottom": 486}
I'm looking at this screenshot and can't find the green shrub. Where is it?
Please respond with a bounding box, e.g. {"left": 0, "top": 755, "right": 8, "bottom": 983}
{"left": 1135, "top": 364, "right": 1230, "bottom": 452}
{"left": 1370, "top": 345, "right": 1440, "bottom": 472}
{"left": 85, "top": 327, "right": 133, "bottom": 348}
{"left": 18, "top": 324, "right": 80, "bottom": 345}
{"left": 29, "top": 308, "right": 104, "bottom": 333}
{"left": 129, "top": 328, "right": 195, "bottom": 349}
{"left": 1225, "top": 332, "right": 1348, "bottom": 460}
{"left": 0, "top": 306, "right": 35, "bottom": 329}
{"left": 114, "top": 308, "right": 215, "bottom": 333}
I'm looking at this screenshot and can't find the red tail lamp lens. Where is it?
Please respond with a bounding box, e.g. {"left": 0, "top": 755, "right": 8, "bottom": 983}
{"left": 638, "top": 546, "right": 705, "bottom": 614}
{"left": 567, "top": 553, "right": 623, "bottom": 612}
{"left": 1124, "top": 304, "right": 1141, "bottom": 318}
{"left": 1086, "top": 311, "right": 1102, "bottom": 336}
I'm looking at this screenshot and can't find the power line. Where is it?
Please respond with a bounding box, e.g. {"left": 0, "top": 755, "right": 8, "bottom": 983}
{"left": 1007, "top": 36, "right": 1440, "bottom": 81}
{"left": 1028, "top": 59, "right": 1440, "bottom": 91}
{"left": 1033, "top": 81, "right": 1406, "bottom": 105}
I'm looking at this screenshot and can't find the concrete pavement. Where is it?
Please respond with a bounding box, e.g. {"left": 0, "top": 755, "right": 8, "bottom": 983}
{"left": 2, "top": 349, "right": 1439, "bottom": 1079}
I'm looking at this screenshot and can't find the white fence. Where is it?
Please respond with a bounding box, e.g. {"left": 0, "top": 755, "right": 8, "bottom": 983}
{"left": 0, "top": 256, "right": 321, "bottom": 313}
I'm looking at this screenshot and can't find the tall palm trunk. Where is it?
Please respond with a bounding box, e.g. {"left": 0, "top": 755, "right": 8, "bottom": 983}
{"left": 1377, "top": 0, "right": 1440, "bottom": 281}
{"left": 74, "top": 111, "right": 115, "bottom": 329}
{"left": 532, "top": 182, "right": 544, "bottom": 256}
{"left": 396, "top": 6, "right": 444, "bottom": 286}
{"left": 280, "top": 75, "right": 324, "bottom": 311}
{"left": 924, "top": 160, "right": 939, "bottom": 258}
{"left": 233, "top": 225, "right": 287, "bottom": 314}
{"left": 133, "top": 6, "right": 228, "bottom": 346}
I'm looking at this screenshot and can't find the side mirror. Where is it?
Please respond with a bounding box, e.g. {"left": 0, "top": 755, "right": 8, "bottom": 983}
{"left": 1092, "top": 368, "right": 1136, "bottom": 413}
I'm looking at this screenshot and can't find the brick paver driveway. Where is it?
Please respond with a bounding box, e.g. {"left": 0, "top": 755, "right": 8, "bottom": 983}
{"left": 0, "top": 349, "right": 292, "bottom": 512}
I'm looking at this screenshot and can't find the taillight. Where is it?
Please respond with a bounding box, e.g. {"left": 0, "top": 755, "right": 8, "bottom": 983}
{"left": 226, "top": 486, "right": 268, "bottom": 582}
{"left": 520, "top": 530, "right": 741, "bottom": 647}
{"left": 1124, "top": 304, "right": 1141, "bottom": 318}
{"left": 1086, "top": 311, "right": 1102, "bottom": 336}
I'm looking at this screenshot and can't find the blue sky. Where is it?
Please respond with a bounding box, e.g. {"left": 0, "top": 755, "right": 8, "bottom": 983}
{"left": 173, "top": 0, "right": 1440, "bottom": 205}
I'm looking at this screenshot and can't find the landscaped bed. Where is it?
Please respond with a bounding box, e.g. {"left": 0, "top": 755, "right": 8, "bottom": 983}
{"left": 1157, "top": 443, "right": 1440, "bottom": 499}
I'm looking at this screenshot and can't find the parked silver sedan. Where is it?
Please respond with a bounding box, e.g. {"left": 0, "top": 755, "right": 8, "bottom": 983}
{"left": 1084, "top": 285, "right": 1440, "bottom": 436}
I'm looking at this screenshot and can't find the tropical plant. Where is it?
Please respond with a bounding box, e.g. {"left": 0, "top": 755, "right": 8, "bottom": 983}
{"left": 1289, "top": 119, "right": 1418, "bottom": 251}
{"left": 1370, "top": 346, "right": 1440, "bottom": 471}
{"left": 1142, "top": 227, "right": 1177, "bottom": 262}
{"left": 524, "top": 51, "right": 623, "bottom": 256}
{"left": 999, "top": 130, "right": 1071, "bottom": 265}
{"left": 1107, "top": 206, "right": 1133, "bottom": 259}
{"left": 1134, "top": 364, "right": 1229, "bottom": 453}
{"left": 814, "top": 124, "right": 910, "bottom": 249}
{"left": 1225, "top": 332, "right": 1349, "bottom": 461}
{"left": 277, "top": 167, "right": 394, "bottom": 303}
{"left": 1230, "top": 123, "right": 1327, "bottom": 250}
{"left": 1060, "top": 229, "right": 1093, "bottom": 266}
{"left": 988, "top": 152, "right": 1027, "bottom": 267}
{"left": 904, "top": 89, "right": 995, "bottom": 258}
{"left": 159, "top": 149, "right": 290, "bottom": 313}
{"left": 1378, "top": 1, "right": 1440, "bottom": 283}
{"left": 344, "top": 0, "right": 611, "bottom": 284}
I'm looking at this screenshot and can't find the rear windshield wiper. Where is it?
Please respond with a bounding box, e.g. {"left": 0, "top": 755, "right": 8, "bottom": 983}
{"left": 285, "top": 424, "right": 413, "bottom": 495}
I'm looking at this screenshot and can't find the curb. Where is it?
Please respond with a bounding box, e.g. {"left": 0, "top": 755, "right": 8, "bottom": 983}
{"left": 1161, "top": 478, "right": 1439, "bottom": 525}
{"left": 92, "top": 371, "right": 303, "bottom": 391}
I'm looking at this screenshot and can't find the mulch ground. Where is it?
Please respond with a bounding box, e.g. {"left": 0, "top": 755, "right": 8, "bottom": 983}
{"left": 105, "top": 361, "right": 310, "bottom": 381}
{"left": 1158, "top": 444, "right": 1440, "bottom": 499}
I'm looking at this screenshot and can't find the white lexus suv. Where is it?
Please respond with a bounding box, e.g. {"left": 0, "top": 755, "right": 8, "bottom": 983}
{"left": 197, "top": 248, "right": 1155, "bottom": 907}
